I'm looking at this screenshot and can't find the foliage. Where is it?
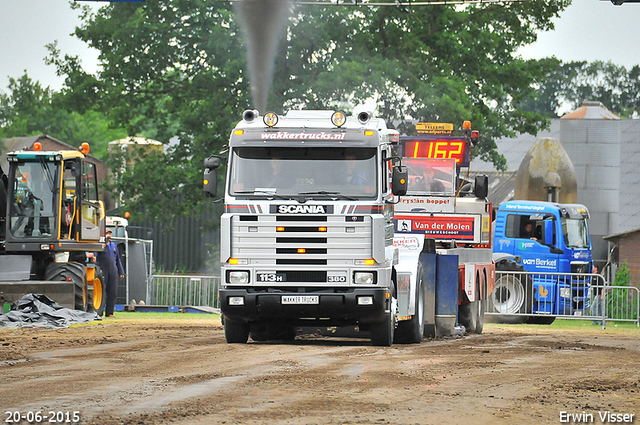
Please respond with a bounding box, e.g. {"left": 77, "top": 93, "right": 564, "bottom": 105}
{"left": 518, "top": 59, "right": 640, "bottom": 118}
{"left": 0, "top": 72, "right": 126, "bottom": 158}
{"left": 271, "top": 2, "right": 571, "bottom": 168}
{"left": 606, "top": 263, "right": 638, "bottom": 321}
{"left": 49, "top": 1, "right": 572, "bottom": 219}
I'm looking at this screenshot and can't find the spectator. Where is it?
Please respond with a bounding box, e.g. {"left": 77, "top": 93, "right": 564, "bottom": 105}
{"left": 96, "top": 229, "right": 124, "bottom": 317}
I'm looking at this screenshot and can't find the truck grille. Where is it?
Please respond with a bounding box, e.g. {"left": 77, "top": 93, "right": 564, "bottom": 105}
{"left": 231, "top": 214, "right": 371, "bottom": 266}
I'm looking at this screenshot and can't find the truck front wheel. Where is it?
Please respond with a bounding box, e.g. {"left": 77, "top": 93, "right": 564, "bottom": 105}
{"left": 371, "top": 295, "right": 396, "bottom": 347}
{"left": 394, "top": 265, "right": 425, "bottom": 344}
{"left": 224, "top": 316, "right": 249, "bottom": 343}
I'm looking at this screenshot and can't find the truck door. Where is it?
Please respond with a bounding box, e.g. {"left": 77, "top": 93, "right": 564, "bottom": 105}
{"left": 515, "top": 214, "right": 560, "bottom": 273}
{"left": 79, "top": 161, "right": 102, "bottom": 242}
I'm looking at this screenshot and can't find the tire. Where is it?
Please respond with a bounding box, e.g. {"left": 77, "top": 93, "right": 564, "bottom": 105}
{"left": 394, "top": 265, "right": 425, "bottom": 344}
{"left": 250, "top": 322, "right": 296, "bottom": 342}
{"left": 526, "top": 315, "right": 556, "bottom": 325}
{"left": 371, "top": 291, "right": 396, "bottom": 347}
{"left": 249, "top": 322, "right": 270, "bottom": 342}
{"left": 475, "top": 278, "right": 486, "bottom": 334}
{"left": 489, "top": 260, "right": 533, "bottom": 323}
{"left": 88, "top": 267, "right": 106, "bottom": 316}
{"left": 224, "top": 316, "right": 249, "bottom": 343}
{"left": 458, "top": 298, "right": 478, "bottom": 334}
{"left": 371, "top": 311, "right": 395, "bottom": 346}
{"left": 45, "top": 262, "right": 87, "bottom": 311}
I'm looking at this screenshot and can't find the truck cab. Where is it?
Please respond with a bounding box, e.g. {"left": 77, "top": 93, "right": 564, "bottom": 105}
{"left": 493, "top": 201, "right": 592, "bottom": 316}
{"left": 207, "top": 110, "right": 408, "bottom": 346}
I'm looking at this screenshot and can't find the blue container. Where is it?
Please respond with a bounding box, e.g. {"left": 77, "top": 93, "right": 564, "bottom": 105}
{"left": 435, "top": 254, "right": 459, "bottom": 332}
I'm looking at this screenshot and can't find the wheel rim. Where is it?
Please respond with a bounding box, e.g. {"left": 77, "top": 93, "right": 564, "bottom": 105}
{"left": 92, "top": 278, "right": 103, "bottom": 309}
{"left": 492, "top": 275, "right": 525, "bottom": 314}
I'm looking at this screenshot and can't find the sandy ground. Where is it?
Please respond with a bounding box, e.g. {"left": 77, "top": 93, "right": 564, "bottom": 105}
{"left": 1, "top": 315, "right": 639, "bottom": 425}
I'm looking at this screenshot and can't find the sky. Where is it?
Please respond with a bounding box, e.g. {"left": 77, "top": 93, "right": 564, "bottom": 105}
{"left": 1, "top": 0, "right": 640, "bottom": 93}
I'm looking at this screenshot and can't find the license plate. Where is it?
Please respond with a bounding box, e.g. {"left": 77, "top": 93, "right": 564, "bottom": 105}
{"left": 282, "top": 295, "right": 319, "bottom": 305}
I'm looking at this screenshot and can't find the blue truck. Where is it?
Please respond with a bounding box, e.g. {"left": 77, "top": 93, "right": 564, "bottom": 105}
{"left": 491, "top": 201, "right": 592, "bottom": 323}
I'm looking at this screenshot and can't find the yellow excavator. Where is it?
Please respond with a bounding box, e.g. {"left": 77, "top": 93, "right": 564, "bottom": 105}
{"left": 0, "top": 142, "right": 107, "bottom": 313}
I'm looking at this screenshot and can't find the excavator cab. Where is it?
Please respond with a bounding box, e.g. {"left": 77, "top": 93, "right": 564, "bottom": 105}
{"left": 1, "top": 145, "right": 106, "bottom": 312}
{"left": 4, "top": 149, "right": 105, "bottom": 252}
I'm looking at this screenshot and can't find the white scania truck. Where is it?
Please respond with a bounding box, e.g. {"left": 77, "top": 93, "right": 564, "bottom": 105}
{"left": 204, "top": 110, "right": 409, "bottom": 346}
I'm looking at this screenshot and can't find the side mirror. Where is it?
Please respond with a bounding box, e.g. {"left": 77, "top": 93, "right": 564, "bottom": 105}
{"left": 474, "top": 175, "right": 488, "bottom": 199}
{"left": 69, "top": 161, "right": 81, "bottom": 178}
{"left": 204, "top": 156, "right": 221, "bottom": 198}
{"left": 392, "top": 165, "right": 408, "bottom": 197}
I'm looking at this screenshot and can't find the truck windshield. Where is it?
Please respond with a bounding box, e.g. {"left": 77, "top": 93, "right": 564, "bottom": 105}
{"left": 9, "top": 160, "right": 57, "bottom": 238}
{"left": 561, "top": 218, "right": 589, "bottom": 248}
{"left": 229, "top": 147, "right": 378, "bottom": 198}
{"left": 403, "top": 158, "right": 456, "bottom": 196}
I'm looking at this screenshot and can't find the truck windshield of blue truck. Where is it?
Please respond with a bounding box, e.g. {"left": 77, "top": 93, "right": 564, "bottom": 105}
{"left": 562, "top": 218, "right": 589, "bottom": 248}
{"left": 229, "top": 146, "right": 378, "bottom": 198}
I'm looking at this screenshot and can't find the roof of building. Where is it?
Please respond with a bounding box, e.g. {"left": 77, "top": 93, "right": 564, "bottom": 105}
{"left": 467, "top": 170, "right": 517, "bottom": 207}
{"left": 603, "top": 227, "right": 640, "bottom": 241}
{"left": 1, "top": 134, "right": 103, "bottom": 172}
{"left": 561, "top": 101, "right": 620, "bottom": 120}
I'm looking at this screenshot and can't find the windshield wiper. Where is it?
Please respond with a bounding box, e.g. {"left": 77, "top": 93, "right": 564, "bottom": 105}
{"left": 233, "top": 190, "right": 292, "bottom": 200}
{"left": 298, "top": 191, "right": 357, "bottom": 201}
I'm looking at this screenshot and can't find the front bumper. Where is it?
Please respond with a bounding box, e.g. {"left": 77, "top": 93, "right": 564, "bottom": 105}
{"left": 220, "top": 287, "right": 390, "bottom": 326}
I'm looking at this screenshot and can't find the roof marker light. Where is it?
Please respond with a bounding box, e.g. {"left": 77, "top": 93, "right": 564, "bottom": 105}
{"left": 33, "top": 142, "right": 42, "bottom": 151}
{"left": 264, "top": 112, "right": 279, "bottom": 127}
{"left": 331, "top": 111, "right": 346, "bottom": 127}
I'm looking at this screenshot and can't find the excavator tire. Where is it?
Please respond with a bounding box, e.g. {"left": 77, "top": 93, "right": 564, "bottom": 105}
{"left": 45, "top": 262, "right": 87, "bottom": 311}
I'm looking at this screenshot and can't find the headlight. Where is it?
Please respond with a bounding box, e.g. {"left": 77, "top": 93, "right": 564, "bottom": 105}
{"left": 228, "top": 271, "right": 249, "bottom": 284}
{"left": 560, "top": 287, "right": 572, "bottom": 299}
{"left": 354, "top": 272, "right": 375, "bottom": 284}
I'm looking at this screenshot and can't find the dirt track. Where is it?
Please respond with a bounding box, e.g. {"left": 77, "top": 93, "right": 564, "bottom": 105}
{"left": 1, "top": 315, "right": 639, "bottom": 425}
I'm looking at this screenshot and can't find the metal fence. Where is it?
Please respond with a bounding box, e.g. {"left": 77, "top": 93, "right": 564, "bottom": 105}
{"left": 151, "top": 275, "right": 221, "bottom": 308}
{"left": 487, "top": 271, "right": 639, "bottom": 327}
{"left": 111, "top": 236, "right": 154, "bottom": 305}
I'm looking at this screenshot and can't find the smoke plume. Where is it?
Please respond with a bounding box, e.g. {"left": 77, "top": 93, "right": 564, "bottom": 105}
{"left": 233, "top": 0, "right": 293, "bottom": 113}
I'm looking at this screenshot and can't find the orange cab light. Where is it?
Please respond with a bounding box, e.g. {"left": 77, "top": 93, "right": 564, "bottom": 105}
{"left": 276, "top": 227, "right": 285, "bottom": 232}
{"left": 365, "top": 259, "right": 375, "bottom": 266}
{"left": 463, "top": 121, "right": 471, "bottom": 130}
{"left": 79, "top": 142, "right": 90, "bottom": 155}
{"left": 364, "top": 130, "right": 374, "bottom": 136}
{"left": 234, "top": 129, "right": 244, "bottom": 135}
{"left": 318, "top": 227, "right": 327, "bottom": 232}
{"left": 297, "top": 248, "right": 306, "bottom": 254}
{"left": 33, "top": 142, "right": 42, "bottom": 151}
{"left": 229, "top": 258, "right": 239, "bottom": 265}
{"left": 124, "top": 211, "right": 131, "bottom": 219}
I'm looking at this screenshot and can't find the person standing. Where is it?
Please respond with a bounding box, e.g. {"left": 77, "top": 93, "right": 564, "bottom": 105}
{"left": 97, "top": 229, "right": 124, "bottom": 317}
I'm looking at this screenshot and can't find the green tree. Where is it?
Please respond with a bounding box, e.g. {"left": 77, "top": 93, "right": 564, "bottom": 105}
{"left": 52, "top": 0, "right": 571, "bottom": 219}
{"left": 518, "top": 59, "right": 640, "bottom": 118}
{"left": 0, "top": 72, "right": 126, "bottom": 158}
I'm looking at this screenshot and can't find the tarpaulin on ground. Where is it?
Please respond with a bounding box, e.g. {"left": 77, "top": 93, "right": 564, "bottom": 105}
{"left": 0, "top": 294, "right": 101, "bottom": 329}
